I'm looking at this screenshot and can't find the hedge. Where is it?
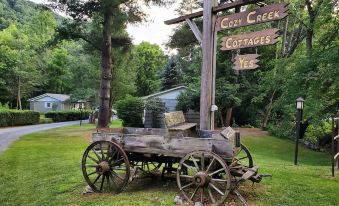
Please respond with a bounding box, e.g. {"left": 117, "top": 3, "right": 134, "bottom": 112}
{"left": 0, "top": 110, "right": 40, "bottom": 127}
{"left": 45, "top": 110, "right": 90, "bottom": 122}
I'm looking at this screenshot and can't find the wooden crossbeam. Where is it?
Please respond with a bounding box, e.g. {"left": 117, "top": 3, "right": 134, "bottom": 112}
{"left": 334, "top": 135, "right": 339, "bottom": 140}
{"left": 334, "top": 152, "right": 339, "bottom": 160}
{"left": 164, "top": 0, "right": 261, "bottom": 25}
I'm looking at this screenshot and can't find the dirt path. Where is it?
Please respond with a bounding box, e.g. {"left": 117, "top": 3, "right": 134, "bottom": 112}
{"left": 234, "top": 127, "right": 269, "bottom": 137}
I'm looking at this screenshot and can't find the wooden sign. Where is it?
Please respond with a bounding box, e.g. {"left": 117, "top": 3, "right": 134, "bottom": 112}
{"left": 233, "top": 54, "right": 259, "bottom": 70}
{"left": 220, "top": 28, "right": 279, "bottom": 51}
{"left": 216, "top": 3, "right": 288, "bottom": 31}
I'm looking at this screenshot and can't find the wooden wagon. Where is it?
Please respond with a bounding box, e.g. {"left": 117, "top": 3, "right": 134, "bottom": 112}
{"left": 82, "top": 112, "right": 266, "bottom": 206}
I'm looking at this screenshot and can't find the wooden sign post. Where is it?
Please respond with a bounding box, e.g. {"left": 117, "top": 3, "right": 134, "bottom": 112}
{"left": 165, "top": 1, "right": 287, "bottom": 131}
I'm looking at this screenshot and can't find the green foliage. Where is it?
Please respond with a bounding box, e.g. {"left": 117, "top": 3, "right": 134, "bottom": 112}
{"left": 38, "top": 117, "right": 53, "bottom": 124}
{"left": 176, "top": 90, "right": 200, "bottom": 113}
{"left": 145, "top": 98, "right": 165, "bottom": 113}
{"left": 304, "top": 120, "right": 332, "bottom": 145}
{"left": 115, "top": 96, "right": 144, "bottom": 127}
{"left": 45, "top": 110, "right": 90, "bottom": 122}
{"left": 0, "top": 109, "right": 39, "bottom": 127}
{"left": 131, "top": 42, "right": 166, "bottom": 96}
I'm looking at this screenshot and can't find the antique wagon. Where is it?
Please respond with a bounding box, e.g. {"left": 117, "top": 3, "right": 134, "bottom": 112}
{"left": 81, "top": 112, "right": 266, "bottom": 206}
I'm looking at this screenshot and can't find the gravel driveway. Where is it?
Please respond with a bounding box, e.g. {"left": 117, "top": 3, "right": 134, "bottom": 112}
{"left": 0, "top": 120, "right": 88, "bottom": 154}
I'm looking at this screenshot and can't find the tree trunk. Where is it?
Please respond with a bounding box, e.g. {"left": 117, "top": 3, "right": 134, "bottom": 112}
{"left": 17, "top": 77, "right": 22, "bottom": 110}
{"left": 225, "top": 107, "right": 233, "bottom": 127}
{"left": 98, "top": 9, "right": 113, "bottom": 128}
{"left": 261, "top": 90, "right": 276, "bottom": 129}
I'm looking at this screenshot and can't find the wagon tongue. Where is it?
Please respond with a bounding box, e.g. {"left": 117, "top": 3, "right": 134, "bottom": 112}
{"left": 239, "top": 166, "right": 272, "bottom": 184}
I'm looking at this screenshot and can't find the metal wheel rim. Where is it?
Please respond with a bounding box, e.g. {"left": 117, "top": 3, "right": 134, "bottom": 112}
{"left": 82, "top": 140, "right": 130, "bottom": 193}
{"left": 177, "top": 150, "right": 231, "bottom": 206}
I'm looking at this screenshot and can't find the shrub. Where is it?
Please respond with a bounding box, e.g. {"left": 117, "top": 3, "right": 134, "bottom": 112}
{"left": 144, "top": 98, "right": 166, "bottom": 128}
{"left": 0, "top": 110, "right": 40, "bottom": 127}
{"left": 304, "top": 120, "right": 332, "bottom": 145}
{"left": 115, "top": 96, "right": 144, "bottom": 127}
{"left": 176, "top": 91, "right": 200, "bottom": 113}
{"left": 45, "top": 110, "right": 90, "bottom": 122}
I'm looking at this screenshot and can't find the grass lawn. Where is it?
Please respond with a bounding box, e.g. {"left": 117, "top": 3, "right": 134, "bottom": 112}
{"left": 0, "top": 122, "right": 338, "bottom": 206}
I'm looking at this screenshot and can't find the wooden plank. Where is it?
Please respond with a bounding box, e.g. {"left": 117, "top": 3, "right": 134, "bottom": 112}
{"left": 216, "top": 3, "right": 288, "bottom": 31}
{"left": 220, "top": 28, "right": 279, "bottom": 51}
{"left": 92, "top": 132, "right": 234, "bottom": 159}
{"left": 233, "top": 54, "right": 260, "bottom": 70}
{"left": 168, "top": 123, "right": 197, "bottom": 131}
{"left": 164, "top": 0, "right": 261, "bottom": 25}
{"left": 186, "top": 19, "right": 202, "bottom": 44}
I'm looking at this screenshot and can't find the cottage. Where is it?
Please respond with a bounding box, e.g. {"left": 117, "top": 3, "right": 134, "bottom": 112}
{"left": 28, "top": 93, "right": 71, "bottom": 113}
{"left": 143, "top": 86, "right": 189, "bottom": 112}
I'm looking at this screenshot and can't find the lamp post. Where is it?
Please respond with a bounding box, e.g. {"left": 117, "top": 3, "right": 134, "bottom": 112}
{"left": 294, "top": 97, "right": 304, "bottom": 165}
{"left": 79, "top": 100, "right": 85, "bottom": 126}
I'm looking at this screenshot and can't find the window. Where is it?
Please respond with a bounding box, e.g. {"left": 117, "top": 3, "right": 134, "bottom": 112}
{"left": 45, "top": 102, "right": 52, "bottom": 108}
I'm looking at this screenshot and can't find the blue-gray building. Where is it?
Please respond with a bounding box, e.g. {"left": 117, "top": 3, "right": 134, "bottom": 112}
{"left": 143, "top": 86, "right": 189, "bottom": 112}
{"left": 28, "top": 93, "right": 71, "bottom": 113}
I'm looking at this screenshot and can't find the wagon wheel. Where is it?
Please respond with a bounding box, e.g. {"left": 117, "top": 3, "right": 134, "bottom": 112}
{"left": 177, "top": 151, "right": 231, "bottom": 206}
{"left": 82, "top": 140, "right": 130, "bottom": 193}
{"left": 230, "top": 144, "right": 253, "bottom": 169}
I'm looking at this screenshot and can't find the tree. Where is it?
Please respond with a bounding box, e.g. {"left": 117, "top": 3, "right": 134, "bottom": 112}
{"left": 51, "top": 0, "right": 172, "bottom": 127}
{"left": 131, "top": 42, "right": 166, "bottom": 96}
{"left": 161, "top": 56, "right": 182, "bottom": 90}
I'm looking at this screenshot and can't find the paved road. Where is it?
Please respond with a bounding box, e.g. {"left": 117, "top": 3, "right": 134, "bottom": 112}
{"left": 0, "top": 120, "right": 88, "bottom": 154}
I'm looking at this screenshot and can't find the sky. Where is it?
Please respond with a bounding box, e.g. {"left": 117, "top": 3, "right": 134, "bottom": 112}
{"left": 28, "top": 0, "right": 180, "bottom": 53}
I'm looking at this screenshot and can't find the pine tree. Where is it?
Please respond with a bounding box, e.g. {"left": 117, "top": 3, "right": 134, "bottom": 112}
{"left": 161, "top": 56, "right": 182, "bottom": 91}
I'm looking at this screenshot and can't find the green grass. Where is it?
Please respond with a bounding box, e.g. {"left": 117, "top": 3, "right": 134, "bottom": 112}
{"left": 0, "top": 123, "right": 338, "bottom": 206}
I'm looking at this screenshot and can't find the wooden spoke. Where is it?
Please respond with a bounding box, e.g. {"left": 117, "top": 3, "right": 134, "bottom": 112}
{"left": 181, "top": 182, "right": 194, "bottom": 190}
{"left": 238, "top": 156, "right": 248, "bottom": 161}
{"left": 106, "top": 175, "right": 111, "bottom": 190}
{"left": 209, "top": 183, "right": 224, "bottom": 196}
{"left": 111, "top": 171, "right": 125, "bottom": 181}
{"left": 108, "top": 150, "right": 118, "bottom": 164}
{"left": 201, "top": 152, "right": 205, "bottom": 171}
{"left": 100, "top": 174, "right": 105, "bottom": 191}
{"left": 100, "top": 142, "right": 105, "bottom": 160}
{"left": 87, "top": 155, "right": 99, "bottom": 164}
{"left": 92, "top": 148, "right": 102, "bottom": 161}
{"left": 206, "top": 157, "right": 216, "bottom": 173}
{"left": 201, "top": 187, "right": 204, "bottom": 203}
{"left": 92, "top": 174, "right": 101, "bottom": 185}
{"left": 182, "top": 162, "right": 197, "bottom": 172}
{"left": 111, "top": 158, "right": 124, "bottom": 166}
{"left": 207, "top": 187, "right": 216, "bottom": 204}
{"left": 211, "top": 178, "right": 228, "bottom": 183}
{"left": 179, "top": 174, "right": 194, "bottom": 179}
{"left": 190, "top": 186, "right": 199, "bottom": 200}
{"left": 88, "top": 171, "right": 97, "bottom": 176}
{"left": 191, "top": 155, "right": 200, "bottom": 171}
{"left": 208, "top": 168, "right": 225, "bottom": 176}
{"left": 86, "top": 164, "right": 97, "bottom": 168}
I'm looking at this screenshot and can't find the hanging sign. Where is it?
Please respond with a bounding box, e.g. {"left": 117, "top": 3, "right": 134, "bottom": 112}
{"left": 216, "top": 3, "right": 288, "bottom": 31}
{"left": 220, "top": 28, "right": 279, "bottom": 51}
{"left": 233, "top": 54, "right": 260, "bottom": 70}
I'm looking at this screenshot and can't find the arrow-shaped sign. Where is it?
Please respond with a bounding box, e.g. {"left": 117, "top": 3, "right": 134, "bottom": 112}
{"left": 216, "top": 3, "right": 288, "bottom": 31}
{"left": 221, "top": 28, "right": 279, "bottom": 51}
{"left": 233, "top": 54, "right": 260, "bottom": 70}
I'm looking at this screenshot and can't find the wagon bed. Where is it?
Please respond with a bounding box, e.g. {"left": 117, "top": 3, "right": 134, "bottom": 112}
{"left": 92, "top": 127, "right": 235, "bottom": 159}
